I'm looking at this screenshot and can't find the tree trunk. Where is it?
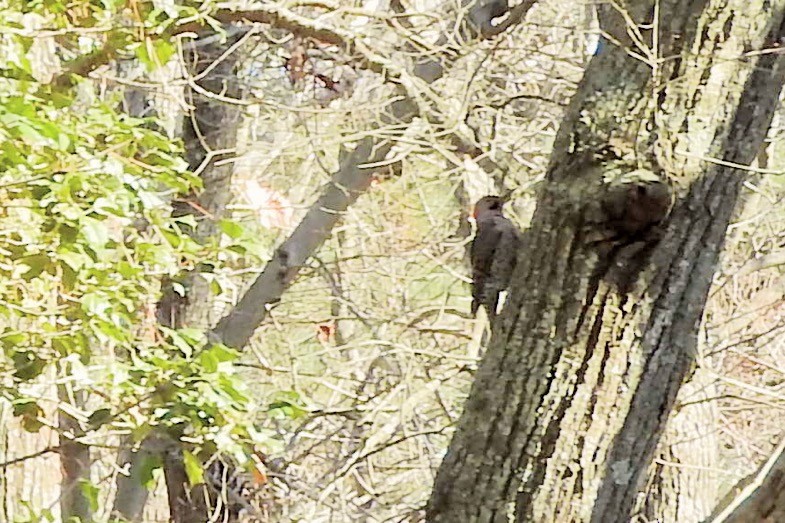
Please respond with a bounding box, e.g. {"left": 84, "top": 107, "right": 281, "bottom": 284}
{"left": 58, "top": 385, "right": 92, "bottom": 522}
{"left": 159, "top": 30, "right": 246, "bottom": 523}
{"left": 427, "top": 0, "right": 785, "bottom": 521}
{"left": 111, "top": 30, "right": 245, "bottom": 523}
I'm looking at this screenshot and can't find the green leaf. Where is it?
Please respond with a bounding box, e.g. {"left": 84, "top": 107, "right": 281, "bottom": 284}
{"left": 19, "top": 254, "right": 51, "bottom": 280}
{"left": 206, "top": 344, "right": 239, "bottom": 364}
{"left": 173, "top": 214, "right": 197, "bottom": 228}
{"left": 12, "top": 351, "right": 47, "bottom": 381}
{"left": 58, "top": 224, "right": 78, "bottom": 245}
{"left": 216, "top": 376, "right": 248, "bottom": 404}
{"left": 52, "top": 335, "right": 78, "bottom": 355}
{"left": 12, "top": 400, "right": 44, "bottom": 431}
{"left": 58, "top": 249, "right": 90, "bottom": 271}
{"left": 183, "top": 450, "right": 204, "bottom": 485}
{"left": 82, "top": 293, "right": 112, "bottom": 319}
{"left": 219, "top": 219, "right": 244, "bottom": 239}
{"left": 139, "top": 453, "right": 163, "bottom": 488}
{"left": 168, "top": 330, "right": 194, "bottom": 358}
{"left": 80, "top": 217, "right": 110, "bottom": 250}
{"left": 79, "top": 480, "right": 100, "bottom": 512}
{"left": 267, "top": 391, "right": 308, "bottom": 420}
{"left": 0, "top": 332, "right": 27, "bottom": 348}
{"left": 135, "top": 39, "right": 175, "bottom": 71}
{"left": 199, "top": 351, "right": 219, "bottom": 373}
{"left": 197, "top": 343, "right": 239, "bottom": 374}
{"left": 87, "top": 408, "right": 113, "bottom": 429}
{"left": 153, "top": 39, "right": 176, "bottom": 67}
{"left": 12, "top": 400, "right": 42, "bottom": 418}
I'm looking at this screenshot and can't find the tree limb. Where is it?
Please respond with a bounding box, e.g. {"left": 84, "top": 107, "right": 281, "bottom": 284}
{"left": 706, "top": 436, "right": 785, "bottom": 523}
{"left": 484, "top": 0, "right": 539, "bottom": 37}
{"left": 52, "top": 1, "right": 540, "bottom": 88}
{"left": 210, "top": 137, "right": 392, "bottom": 348}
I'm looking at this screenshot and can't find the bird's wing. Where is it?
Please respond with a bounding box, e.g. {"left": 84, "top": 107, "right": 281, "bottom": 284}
{"left": 470, "top": 218, "right": 504, "bottom": 315}
{"left": 471, "top": 218, "right": 504, "bottom": 281}
{"left": 488, "top": 216, "right": 522, "bottom": 292}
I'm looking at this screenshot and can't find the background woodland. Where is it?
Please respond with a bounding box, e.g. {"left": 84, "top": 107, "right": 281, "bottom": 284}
{"left": 2, "top": 0, "right": 785, "bottom": 521}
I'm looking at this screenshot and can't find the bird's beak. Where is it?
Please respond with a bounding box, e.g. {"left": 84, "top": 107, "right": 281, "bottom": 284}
{"left": 499, "top": 189, "right": 514, "bottom": 203}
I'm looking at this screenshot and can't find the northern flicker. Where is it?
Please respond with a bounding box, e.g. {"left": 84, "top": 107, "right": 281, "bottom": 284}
{"left": 470, "top": 196, "right": 521, "bottom": 318}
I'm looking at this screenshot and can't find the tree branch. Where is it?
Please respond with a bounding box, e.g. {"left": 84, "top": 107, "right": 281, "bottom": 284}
{"left": 52, "top": 0, "right": 539, "bottom": 88}
{"left": 53, "top": 38, "right": 122, "bottom": 89}
{"left": 484, "top": 0, "right": 539, "bottom": 37}
{"left": 210, "top": 137, "right": 392, "bottom": 348}
{"left": 706, "top": 436, "right": 785, "bottom": 522}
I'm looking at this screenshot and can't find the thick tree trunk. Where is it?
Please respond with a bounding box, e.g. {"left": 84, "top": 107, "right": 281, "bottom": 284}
{"left": 159, "top": 31, "right": 245, "bottom": 523}
{"left": 428, "top": 0, "right": 785, "bottom": 521}
{"left": 111, "top": 441, "right": 155, "bottom": 521}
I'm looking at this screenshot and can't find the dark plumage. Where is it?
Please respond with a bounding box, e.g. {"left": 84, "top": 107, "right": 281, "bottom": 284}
{"left": 465, "top": 0, "right": 509, "bottom": 35}
{"left": 470, "top": 196, "right": 521, "bottom": 318}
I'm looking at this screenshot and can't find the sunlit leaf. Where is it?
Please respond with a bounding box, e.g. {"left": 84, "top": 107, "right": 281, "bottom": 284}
{"left": 183, "top": 450, "right": 204, "bottom": 485}
{"left": 80, "top": 216, "right": 110, "bottom": 250}
{"left": 139, "top": 453, "right": 163, "bottom": 488}
{"left": 79, "top": 480, "right": 100, "bottom": 512}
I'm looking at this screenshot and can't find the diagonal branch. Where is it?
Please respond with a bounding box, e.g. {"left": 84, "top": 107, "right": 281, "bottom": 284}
{"left": 210, "top": 136, "right": 394, "bottom": 348}
{"left": 52, "top": 1, "right": 540, "bottom": 88}
{"left": 706, "top": 435, "right": 785, "bottom": 523}
{"left": 485, "top": 0, "right": 539, "bottom": 36}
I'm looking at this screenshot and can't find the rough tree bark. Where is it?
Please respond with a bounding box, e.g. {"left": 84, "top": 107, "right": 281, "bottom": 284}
{"left": 427, "top": 0, "right": 785, "bottom": 521}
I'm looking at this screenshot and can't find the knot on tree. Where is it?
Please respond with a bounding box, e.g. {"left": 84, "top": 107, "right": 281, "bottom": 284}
{"left": 599, "top": 168, "right": 672, "bottom": 241}
{"left": 584, "top": 167, "right": 673, "bottom": 293}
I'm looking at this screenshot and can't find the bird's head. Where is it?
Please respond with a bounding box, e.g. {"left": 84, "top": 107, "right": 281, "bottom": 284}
{"left": 473, "top": 195, "right": 505, "bottom": 218}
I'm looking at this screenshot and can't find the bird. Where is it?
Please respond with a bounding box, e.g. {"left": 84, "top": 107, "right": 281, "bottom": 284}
{"left": 470, "top": 195, "right": 521, "bottom": 319}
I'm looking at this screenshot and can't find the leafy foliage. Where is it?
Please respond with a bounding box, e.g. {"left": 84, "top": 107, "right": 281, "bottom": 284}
{"left": 0, "top": 0, "right": 277, "bottom": 502}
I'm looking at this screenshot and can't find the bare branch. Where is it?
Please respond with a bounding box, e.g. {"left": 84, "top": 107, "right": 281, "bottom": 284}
{"left": 211, "top": 137, "right": 393, "bottom": 348}
{"left": 475, "top": 0, "right": 539, "bottom": 38}
{"left": 0, "top": 446, "right": 58, "bottom": 468}
{"left": 707, "top": 436, "right": 785, "bottom": 522}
